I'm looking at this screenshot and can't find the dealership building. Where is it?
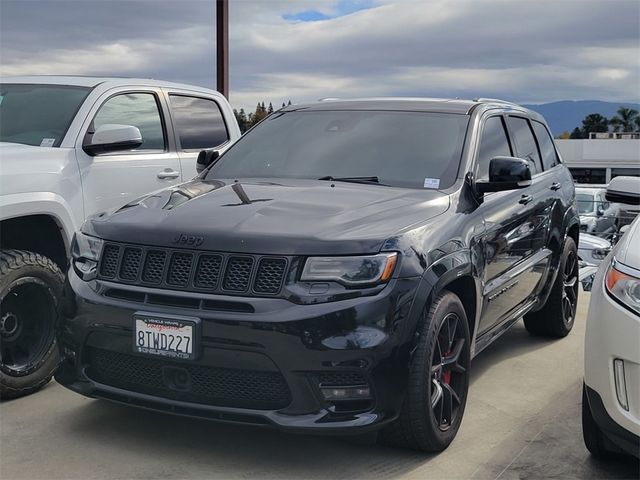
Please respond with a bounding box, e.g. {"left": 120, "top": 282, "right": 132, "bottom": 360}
{"left": 556, "top": 133, "right": 640, "bottom": 184}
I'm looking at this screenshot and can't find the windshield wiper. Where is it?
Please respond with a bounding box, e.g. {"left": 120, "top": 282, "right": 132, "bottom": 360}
{"left": 318, "top": 175, "right": 386, "bottom": 185}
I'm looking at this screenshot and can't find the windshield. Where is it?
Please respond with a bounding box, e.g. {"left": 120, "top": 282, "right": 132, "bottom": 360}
{"left": 0, "top": 83, "right": 91, "bottom": 147}
{"left": 576, "top": 193, "right": 596, "bottom": 214}
{"left": 206, "top": 110, "right": 469, "bottom": 189}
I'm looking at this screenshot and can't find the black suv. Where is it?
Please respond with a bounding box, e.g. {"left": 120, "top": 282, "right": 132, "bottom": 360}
{"left": 57, "top": 98, "right": 579, "bottom": 452}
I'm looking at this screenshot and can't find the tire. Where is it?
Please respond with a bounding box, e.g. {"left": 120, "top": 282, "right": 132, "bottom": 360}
{"left": 379, "top": 291, "right": 471, "bottom": 452}
{"left": 523, "top": 237, "right": 578, "bottom": 338}
{"left": 0, "top": 250, "right": 64, "bottom": 399}
{"left": 582, "top": 385, "right": 624, "bottom": 459}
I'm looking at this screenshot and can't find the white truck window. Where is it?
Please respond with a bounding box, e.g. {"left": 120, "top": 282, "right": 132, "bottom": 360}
{"left": 169, "top": 95, "right": 229, "bottom": 150}
{"left": 92, "top": 93, "right": 166, "bottom": 151}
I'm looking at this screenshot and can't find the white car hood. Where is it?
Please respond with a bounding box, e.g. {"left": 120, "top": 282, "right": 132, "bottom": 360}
{"left": 616, "top": 216, "right": 640, "bottom": 270}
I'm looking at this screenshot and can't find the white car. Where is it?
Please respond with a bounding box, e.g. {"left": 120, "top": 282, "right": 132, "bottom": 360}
{"left": 582, "top": 176, "right": 640, "bottom": 458}
{"left": 0, "top": 76, "right": 241, "bottom": 398}
{"left": 576, "top": 186, "right": 620, "bottom": 238}
{"left": 578, "top": 232, "right": 611, "bottom": 266}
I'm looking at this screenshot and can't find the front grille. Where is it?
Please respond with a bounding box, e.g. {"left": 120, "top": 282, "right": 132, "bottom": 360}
{"left": 85, "top": 347, "right": 292, "bottom": 410}
{"left": 317, "top": 372, "right": 368, "bottom": 386}
{"left": 167, "top": 252, "right": 193, "bottom": 286}
{"left": 100, "top": 244, "right": 120, "bottom": 278}
{"left": 97, "top": 242, "right": 289, "bottom": 296}
{"left": 254, "top": 258, "right": 287, "bottom": 293}
{"left": 120, "top": 247, "right": 142, "bottom": 280}
{"left": 223, "top": 257, "right": 254, "bottom": 292}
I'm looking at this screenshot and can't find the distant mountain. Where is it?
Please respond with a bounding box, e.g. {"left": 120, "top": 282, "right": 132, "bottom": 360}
{"left": 522, "top": 100, "right": 640, "bottom": 136}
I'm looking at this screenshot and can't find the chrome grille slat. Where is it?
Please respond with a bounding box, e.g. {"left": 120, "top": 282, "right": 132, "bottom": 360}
{"left": 97, "top": 242, "right": 288, "bottom": 297}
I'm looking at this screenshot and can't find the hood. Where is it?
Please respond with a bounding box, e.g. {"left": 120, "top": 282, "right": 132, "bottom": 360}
{"left": 0, "top": 142, "right": 76, "bottom": 197}
{"left": 88, "top": 178, "right": 450, "bottom": 255}
{"left": 616, "top": 216, "right": 640, "bottom": 270}
{"left": 578, "top": 232, "right": 610, "bottom": 250}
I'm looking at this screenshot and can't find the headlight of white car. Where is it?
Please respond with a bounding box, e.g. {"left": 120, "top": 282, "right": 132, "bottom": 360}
{"left": 605, "top": 260, "right": 640, "bottom": 315}
{"left": 71, "top": 232, "right": 104, "bottom": 280}
{"left": 301, "top": 253, "right": 398, "bottom": 287}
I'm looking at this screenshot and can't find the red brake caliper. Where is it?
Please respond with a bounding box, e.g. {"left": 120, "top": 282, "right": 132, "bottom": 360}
{"left": 442, "top": 349, "right": 452, "bottom": 385}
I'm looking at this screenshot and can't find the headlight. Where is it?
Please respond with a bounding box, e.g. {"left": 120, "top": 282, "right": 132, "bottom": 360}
{"left": 591, "top": 247, "right": 610, "bottom": 260}
{"left": 605, "top": 261, "right": 640, "bottom": 315}
{"left": 301, "top": 253, "right": 398, "bottom": 287}
{"left": 71, "top": 232, "right": 104, "bottom": 280}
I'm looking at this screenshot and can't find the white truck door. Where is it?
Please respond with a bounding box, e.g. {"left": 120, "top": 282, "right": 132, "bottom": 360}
{"left": 164, "top": 90, "right": 238, "bottom": 181}
{"left": 74, "top": 87, "right": 183, "bottom": 217}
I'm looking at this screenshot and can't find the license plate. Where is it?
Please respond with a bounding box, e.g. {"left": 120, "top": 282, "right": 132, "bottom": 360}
{"left": 133, "top": 313, "right": 199, "bottom": 360}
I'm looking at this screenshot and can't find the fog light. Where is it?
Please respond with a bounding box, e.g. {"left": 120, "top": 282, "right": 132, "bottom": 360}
{"left": 321, "top": 386, "right": 371, "bottom": 400}
{"left": 613, "top": 359, "right": 629, "bottom": 411}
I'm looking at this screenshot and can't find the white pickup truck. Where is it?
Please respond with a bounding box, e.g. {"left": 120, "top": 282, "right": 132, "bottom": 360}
{"left": 0, "top": 76, "right": 241, "bottom": 397}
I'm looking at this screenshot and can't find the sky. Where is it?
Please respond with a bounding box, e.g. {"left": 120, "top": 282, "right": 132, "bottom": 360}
{"left": 1, "top": 0, "right": 639, "bottom": 111}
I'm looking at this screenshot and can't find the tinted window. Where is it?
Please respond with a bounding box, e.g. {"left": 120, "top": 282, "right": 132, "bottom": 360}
{"left": 92, "top": 93, "right": 165, "bottom": 150}
{"left": 611, "top": 168, "right": 640, "bottom": 179}
{"left": 532, "top": 121, "right": 559, "bottom": 170}
{"left": 507, "top": 116, "right": 542, "bottom": 174}
{"left": 570, "top": 168, "right": 606, "bottom": 184}
{"left": 576, "top": 193, "right": 595, "bottom": 214}
{"left": 207, "top": 110, "right": 469, "bottom": 190}
{"left": 169, "top": 95, "right": 229, "bottom": 150}
{"left": 476, "top": 116, "right": 512, "bottom": 181}
{"left": 0, "top": 84, "right": 90, "bottom": 147}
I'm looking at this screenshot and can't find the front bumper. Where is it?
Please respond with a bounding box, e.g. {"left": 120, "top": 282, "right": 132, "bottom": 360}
{"left": 56, "top": 268, "right": 421, "bottom": 434}
{"left": 584, "top": 262, "right": 640, "bottom": 452}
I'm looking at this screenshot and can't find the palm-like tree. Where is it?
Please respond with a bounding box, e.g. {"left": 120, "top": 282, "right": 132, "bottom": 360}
{"left": 581, "top": 113, "right": 609, "bottom": 136}
{"left": 609, "top": 107, "right": 639, "bottom": 132}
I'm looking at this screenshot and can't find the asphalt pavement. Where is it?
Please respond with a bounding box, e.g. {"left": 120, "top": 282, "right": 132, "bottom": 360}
{"left": 1, "top": 291, "right": 638, "bottom": 479}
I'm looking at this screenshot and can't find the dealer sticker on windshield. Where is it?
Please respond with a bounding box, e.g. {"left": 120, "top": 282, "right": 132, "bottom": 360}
{"left": 423, "top": 178, "right": 440, "bottom": 189}
{"left": 133, "top": 313, "right": 199, "bottom": 360}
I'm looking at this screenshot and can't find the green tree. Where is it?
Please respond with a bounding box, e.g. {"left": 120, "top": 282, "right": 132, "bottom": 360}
{"left": 267, "top": 102, "right": 274, "bottom": 114}
{"left": 233, "top": 108, "right": 250, "bottom": 133}
{"left": 569, "top": 127, "right": 584, "bottom": 139}
{"left": 581, "top": 113, "right": 609, "bottom": 137}
{"left": 610, "top": 106, "right": 639, "bottom": 132}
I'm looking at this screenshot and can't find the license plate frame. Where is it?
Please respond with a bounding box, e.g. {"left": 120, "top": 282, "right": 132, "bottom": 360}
{"left": 133, "top": 312, "right": 201, "bottom": 361}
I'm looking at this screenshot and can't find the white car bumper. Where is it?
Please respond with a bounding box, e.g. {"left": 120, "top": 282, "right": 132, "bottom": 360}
{"left": 584, "top": 261, "right": 640, "bottom": 453}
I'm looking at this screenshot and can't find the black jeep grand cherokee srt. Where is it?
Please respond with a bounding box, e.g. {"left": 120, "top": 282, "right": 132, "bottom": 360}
{"left": 57, "top": 98, "right": 579, "bottom": 452}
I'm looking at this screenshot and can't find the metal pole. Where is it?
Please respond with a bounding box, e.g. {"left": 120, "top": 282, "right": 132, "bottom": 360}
{"left": 216, "top": 0, "right": 229, "bottom": 99}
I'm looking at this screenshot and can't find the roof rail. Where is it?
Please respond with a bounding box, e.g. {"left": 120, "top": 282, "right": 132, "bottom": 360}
{"left": 473, "top": 97, "right": 518, "bottom": 106}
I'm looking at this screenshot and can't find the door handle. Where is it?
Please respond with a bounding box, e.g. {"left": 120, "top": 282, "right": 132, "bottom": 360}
{"left": 519, "top": 194, "right": 533, "bottom": 205}
{"left": 157, "top": 169, "right": 180, "bottom": 179}
{"left": 550, "top": 182, "right": 561, "bottom": 191}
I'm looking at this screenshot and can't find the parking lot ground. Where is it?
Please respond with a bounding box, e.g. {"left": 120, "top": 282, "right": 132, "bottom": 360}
{"left": 1, "top": 291, "right": 638, "bottom": 480}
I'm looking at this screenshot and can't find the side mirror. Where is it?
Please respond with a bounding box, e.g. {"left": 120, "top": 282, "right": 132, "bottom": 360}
{"left": 83, "top": 124, "right": 142, "bottom": 156}
{"left": 606, "top": 176, "right": 640, "bottom": 205}
{"left": 596, "top": 205, "right": 605, "bottom": 216}
{"left": 476, "top": 156, "right": 532, "bottom": 194}
{"left": 196, "top": 149, "right": 220, "bottom": 174}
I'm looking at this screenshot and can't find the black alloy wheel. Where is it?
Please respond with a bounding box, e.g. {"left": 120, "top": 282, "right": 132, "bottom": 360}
{"left": 430, "top": 312, "right": 467, "bottom": 432}
{"left": 379, "top": 291, "right": 470, "bottom": 452}
{"left": 561, "top": 249, "right": 579, "bottom": 330}
{"left": 523, "top": 236, "right": 579, "bottom": 338}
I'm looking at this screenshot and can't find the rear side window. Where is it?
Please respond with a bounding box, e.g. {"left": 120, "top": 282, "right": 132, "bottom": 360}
{"left": 532, "top": 121, "right": 559, "bottom": 170}
{"left": 169, "top": 95, "right": 229, "bottom": 150}
{"left": 507, "top": 116, "right": 542, "bottom": 174}
{"left": 91, "top": 92, "right": 165, "bottom": 151}
{"left": 476, "top": 116, "right": 512, "bottom": 181}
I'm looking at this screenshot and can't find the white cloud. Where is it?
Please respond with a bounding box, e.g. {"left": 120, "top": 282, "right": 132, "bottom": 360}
{"left": 1, "top": 0, "right": 638, "bottom": 111}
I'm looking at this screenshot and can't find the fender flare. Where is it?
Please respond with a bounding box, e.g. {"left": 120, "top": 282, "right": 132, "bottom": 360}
{"left": 0, "top": 192, "right": 79, "bottom": 251}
